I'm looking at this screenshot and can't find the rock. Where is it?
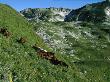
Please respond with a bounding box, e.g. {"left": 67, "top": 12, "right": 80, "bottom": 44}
{"left": 20, "top": 7, "right": 71, "bottom": 22}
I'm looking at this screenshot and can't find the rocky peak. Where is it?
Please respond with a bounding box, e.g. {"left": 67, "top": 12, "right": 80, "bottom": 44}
{"left": 20, "top": 7, "right": 72, "bottom": 22}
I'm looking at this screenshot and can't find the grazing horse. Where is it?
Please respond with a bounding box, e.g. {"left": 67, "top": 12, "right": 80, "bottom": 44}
{"left": 0, "top": 28, "right": 11, "bottom": 38}
{"left": 33, "top": 45, "right": 55, "bottom": 60}
{"left": 33, "top": 45, "right": 68, "bottom": 67}
{"left": 38, "top": 51, "right": 55, "bottom": 60}
{"left": 17, "top": 37, "right": 27, "bottom": 44}
{"left": 50, "top": 59, "right": 68, "bottom": 67}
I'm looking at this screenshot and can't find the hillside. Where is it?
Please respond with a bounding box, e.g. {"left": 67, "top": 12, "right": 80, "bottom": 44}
{"left": 65, "top": 1, "right": 110, "bottom": 23}
{"left": 1, "top": 1, "right": 110, "bottom": 82}
{"left": 20, "top": 7, "right": 71, "bottom": 22}
{"left": 32, "top": 17, "right": 110, "bottom": 82}
{"left": 0, "top": 4, "right": 74, "bottom": 82}
{"left": 20, "top": 1, "right": 110, "bottom": 82}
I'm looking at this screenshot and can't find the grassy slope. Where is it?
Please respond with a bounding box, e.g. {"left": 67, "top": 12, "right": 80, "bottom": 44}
{"left": 33, "top": 21, "right": 110, "bottom": 82}
{"left": 0, "top": 4, "right": 68, "bottom": 82}
{"left": 0, "top": 3, "right": 110, "bottom": 82}
{"left": 0, "top": 4, "right": 87, "bottom": 82}
{"left": 34, "top": 21, "right": 110, "bottom": 59}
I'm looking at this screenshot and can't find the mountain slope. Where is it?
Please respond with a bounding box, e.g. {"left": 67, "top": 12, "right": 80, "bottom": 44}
{"left": 1, "top": 3, "right": 97, "bottom": 82}
{"left": 65, "top": 1, "right": 110, "bottom": 23}
{"left": 33, "top": 21, "right": 110, "bottom": 59}
{"left": 20, "top": 1, "right": 110, "bottom": 82}
{"left": 29, "top": 20, "right": 110, "bottom": 82}
{"left": 0, "top": 4, "right": 78, "bottom": 82}
{"left": 1, "top": 2, "right": 110, "bottom": 82}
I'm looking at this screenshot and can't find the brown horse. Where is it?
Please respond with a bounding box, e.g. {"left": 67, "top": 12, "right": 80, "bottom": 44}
{"left": 17, "top": 37, "right": 27, "bottom": 44}
{"left": 38, "top": 50, "right": 55, "bottom": 60}
{"left": 33, "top": 45, "right": 68, "bottom": 67}
{"left": 0, "top": 28, "right": 11, "bottom": 38}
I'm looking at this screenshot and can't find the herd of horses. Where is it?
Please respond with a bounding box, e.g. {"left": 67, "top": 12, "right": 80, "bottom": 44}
{"left": 0, "top": 27, "right": 68, "bottom": 67}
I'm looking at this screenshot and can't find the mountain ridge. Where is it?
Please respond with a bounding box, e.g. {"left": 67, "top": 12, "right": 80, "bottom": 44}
{"left": 20, "top": 7, "right": 72, "bottom": 22}
{"left": 65, "top": 1, "right": 110, "bottom": 23}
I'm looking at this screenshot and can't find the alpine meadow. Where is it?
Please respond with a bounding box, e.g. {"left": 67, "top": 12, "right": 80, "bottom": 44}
{"left": 0, "top": 0, "right": 110, "bottom": 82}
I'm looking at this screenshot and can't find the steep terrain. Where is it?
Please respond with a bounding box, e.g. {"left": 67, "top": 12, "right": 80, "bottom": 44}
{"left": 20, "top": 7, "right": 71, "bottom": 22}
{"left": 31, "top": 20, "right": 110, "bottom": 63}
{"left": 0, "top": 4, "right": 76, "bottom": 82}
{"left": 25, "top": 19, "right": 110, "bottom": 82}
{"left": 20, "top": 0, "right": 110, "bottom": 82}
{"left": 1, "top": 0, "right": 110, "bottom": 82}
{"left": 65, "top": 1, "right": 110, "bottom": 23}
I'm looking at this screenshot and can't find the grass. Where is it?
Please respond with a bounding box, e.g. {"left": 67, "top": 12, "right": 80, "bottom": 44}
{"left": 32, "top": 21, "right": 110, "bottom": 82}
{"left": 0, "top": 3, "right": 85, "bottom": 82}
{"left": 0, "top": 3, "right": 110, "bottom": 82}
